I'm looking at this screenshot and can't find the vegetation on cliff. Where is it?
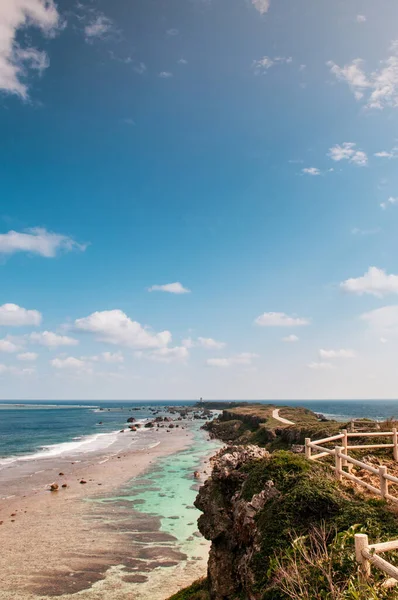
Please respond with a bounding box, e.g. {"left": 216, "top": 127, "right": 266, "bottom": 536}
{"left": 169, "top": 406, "right": 398, "bottom": 599}
{"left": 194, "top": 447, "right": 398, "bottom": 599}
{"left": 204, "top": 403, "right": 343, "bottom": 448}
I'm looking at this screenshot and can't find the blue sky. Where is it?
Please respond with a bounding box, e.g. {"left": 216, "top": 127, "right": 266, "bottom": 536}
{"left": 2, "top": 0, "right": 398, "bottom": 400}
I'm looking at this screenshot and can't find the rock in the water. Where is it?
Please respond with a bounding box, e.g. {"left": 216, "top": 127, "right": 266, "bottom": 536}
{"left": 79, "top": 479, "right": 87, "bottom": 484}
{"left": 49, "top": 483, "right": 59, "bottom": 492}
{"left": 194, "top": 471, "right": 200, "bottom": 479}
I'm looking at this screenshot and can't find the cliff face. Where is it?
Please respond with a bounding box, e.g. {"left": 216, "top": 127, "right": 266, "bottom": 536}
{"left": 194, "top": 445, "right": 398, "bottom": 600}
{"left": 195, "top": 446, "right": 271, "bottom": 600}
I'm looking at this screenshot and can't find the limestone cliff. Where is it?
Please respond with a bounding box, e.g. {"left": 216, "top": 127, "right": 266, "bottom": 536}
{"left": 193, "top": 445, "right": 398, "bottom": 600}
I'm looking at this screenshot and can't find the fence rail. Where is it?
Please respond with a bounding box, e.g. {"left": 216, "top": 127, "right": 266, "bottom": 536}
{"left": 355, "top": 533, "right": 398, "bottom": 587}
{"left": 305, "top": 428, "right": 398, "bottom": 502}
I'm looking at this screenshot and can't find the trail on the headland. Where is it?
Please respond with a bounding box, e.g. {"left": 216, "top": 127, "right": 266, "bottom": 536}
{"left": 272, "top": 408, "right": 295, "bottom": 425}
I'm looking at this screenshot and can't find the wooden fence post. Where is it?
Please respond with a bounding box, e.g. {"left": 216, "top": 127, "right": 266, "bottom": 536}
{"left": 342, "top": 429, "right": 348, "bottom": 467}
{"left": 350, "top": 419, "right": 355, "bottom": 432}
{"left": 305, "top": 438, "right": 311, "bottom": 459}
{"left": 393, "top": 428, "right": 398, "bottom": 462}
{"left": 335, "top": 446, "right": 342, "bottom": 481}
{"left": 355, "top": 534, "right": 371, "bottom": 582}
{"left": 379, "top": 465, "right": 388, "bottom": 498}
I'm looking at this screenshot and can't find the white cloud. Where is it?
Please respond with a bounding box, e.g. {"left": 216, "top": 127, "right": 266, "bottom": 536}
{"left": 206, "top": 353, "right": 258, "bottom": 368}
{"left": 148, "top": 282, "right": 190, "bottom": 294}
{"left": 178, "top": 58, "right": 188, "bottom": 65}
{"left": 17, "top": 352, "right": 38, "bottom": 361}
{"left": 328, "top": 143, "right": 368, "bottom": 166}
{"left": 360, "top": 305, "right": 398, "bottom": 334}
{"left": 182, "top": 337, "right": 194, "bottom": 349}
{"left": 328, "top": 43, "right": 398, "bottom": 110}
{"left": 252, "top": 55, "right": 292, "bottom": 74}
{"left": 0, "top": 364, "right": 35, "bottom": 376}
{"left": 134, "top": 62, "right": 147, "bottom": 75}
{"left": 351, "top": 227, "right": 380, "bottom": 236}
{"left": 0, "top": 0, "right": 60, "bottom": 98}
{"left": 20, "top": 367, "right": 35, "bottom": 375}
{"left": 0, "top": 304, "right": 41, "bottom": 327}
{"left": 302, "top": 167, "right": 321, "bottom": 176}
{"left": 29, "top": 331, "right": 78, "bottom": 348}
{"left": 102, "top": 351, "right": 124, "bottom": 363}
{"left": 182, "top": 336, "right": 226, "bottom": 349}
{"left": 341, "top": 267, "right": 398, "bottom": 297}
{"left": 197, "top": 337, "right": 226, "bottom": 349}
{"left": 0, "top": 338, "right": 20, "bottom": 353}
{"left": 356, "top": 15, "right": 366, "bottom": 23}
{"left": 252, "top": 0, "right": 270, "bottom": 14}
{"left": 255, "top": 312, "right": 310, "bottom": 327}
{"left": 206, "top": 358, "right": 230, "bottom": 368}
{"left": 137, "top": 346, "right": 189, "bottom": 363}
{"left": 159, "top": 71, "right": 173, "bottom": 78}
{"left": 327, "top": 59, "right": 370, "bottom": 100}
{"left": 166, "top": 28, "right": 178, "bottom": 36}
{"left": 51, "top": 356, "right": 91, "bottom": 372}
{"left": 308, "top": 362, "right": 334, "bottom": 370}
{"left": 374, "top": 148, "right": 398, "bottom": 159}
{"left": 74, "top": 309, "right": 171, "bottom": 349}
{"left": 0, "top": 228, "right": 87, "bottom": 258}
{"left": 319, "top": 349, "right": 356, "bottom": 359}
{"left": 282, "top": 334, "right": 299, "bottom": 342}
{"left": 380, "top": 197, "right": 398, "bottom": 210}
{"left": 85, "top": 14, "right": 113, "bottom": 40}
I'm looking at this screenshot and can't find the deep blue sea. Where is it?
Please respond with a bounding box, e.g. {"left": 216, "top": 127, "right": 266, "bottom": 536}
{"left": 2, "top": 399, "right": 398, "bottom": 462}
{"left": 0, "top": 400, "right": 195, "bottom": 460}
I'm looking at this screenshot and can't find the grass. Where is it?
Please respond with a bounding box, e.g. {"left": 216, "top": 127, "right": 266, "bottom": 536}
{"left": 242, "top": 452, "right": 398, "bottom": 598}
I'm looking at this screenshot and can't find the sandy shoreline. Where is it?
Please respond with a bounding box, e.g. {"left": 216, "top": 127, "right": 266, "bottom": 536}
{"left": 0, "top": 426, "right": 210, "bottom": 600}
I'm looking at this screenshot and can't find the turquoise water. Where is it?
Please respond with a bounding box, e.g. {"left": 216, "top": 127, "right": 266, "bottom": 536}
{"left": 106, "top": 425, "right": 221, "bottom": 553}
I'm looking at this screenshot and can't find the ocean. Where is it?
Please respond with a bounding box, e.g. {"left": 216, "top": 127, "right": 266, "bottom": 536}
{"left": 1, "top": 399, "right": 398, "bottom": 598}
{"left": 1, "top": 399, "right": 398, "bottom": 463}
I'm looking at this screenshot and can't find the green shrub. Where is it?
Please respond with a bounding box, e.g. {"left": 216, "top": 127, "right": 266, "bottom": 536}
{"left": 237, "top": 452, "right": 398, "bottom": 598}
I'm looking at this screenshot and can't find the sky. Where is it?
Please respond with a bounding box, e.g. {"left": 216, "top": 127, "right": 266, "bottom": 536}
{"left": 2, "top": 0, "right": 398, "bottom": 400}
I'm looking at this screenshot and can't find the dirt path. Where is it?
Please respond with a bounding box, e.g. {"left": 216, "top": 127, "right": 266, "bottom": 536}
{"left": 272, "top": 408, "right": 295, "bottom": 425}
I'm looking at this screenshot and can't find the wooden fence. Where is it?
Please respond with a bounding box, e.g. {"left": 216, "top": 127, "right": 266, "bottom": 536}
{"left": 355, "top": 533, "right": 398, "bottom": 587}
{"left": 305, "top": 429, "right": 398, "bottom": 502}
{"left": 350, "top": 419, "right": 380, "bottom": 432}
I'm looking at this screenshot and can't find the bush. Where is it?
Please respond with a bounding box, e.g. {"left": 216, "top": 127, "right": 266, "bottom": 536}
{"left": 237, "top": 452, "right": 398, "bottom": 598}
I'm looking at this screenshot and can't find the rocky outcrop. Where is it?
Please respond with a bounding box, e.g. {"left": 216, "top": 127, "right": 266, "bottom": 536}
{"left": 220, "top": 410, "right": 267, "bottom": 428}
{"left": 195, "top": 445, "right": 272, "bottom": 600}
{"left": 194, "top": 443, "right": 398, "bottom": 600}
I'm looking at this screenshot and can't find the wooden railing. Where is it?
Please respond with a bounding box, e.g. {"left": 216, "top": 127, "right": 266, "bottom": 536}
{"left": 305, "top": 429, "right": 398, "bottom": 502}
{"left": 350, "top": 419, "right": 380, "bottom": 432}
{"left": 355, "top": 533, "right": 398, "bottom": 587}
